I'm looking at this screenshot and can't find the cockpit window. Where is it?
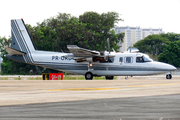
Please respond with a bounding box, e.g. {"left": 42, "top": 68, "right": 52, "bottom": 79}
{"left": 136, "top": 55, "right": 152, "bottom": 63}
{"left": 143, "top": 55, "right": 152, "bottom": 62}
{"left": 136, "top": 57, "right": 144, "bottom": 62}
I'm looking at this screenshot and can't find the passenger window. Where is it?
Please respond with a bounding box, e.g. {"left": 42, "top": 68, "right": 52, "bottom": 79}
{"left": 119, "top": 57, "right": 123, "bottom": 63}
{"left": 136, "top": 57, "right": 144, "bottom": 63}
{"left": 125, "top": 57, "right": 133, "bottom": 63}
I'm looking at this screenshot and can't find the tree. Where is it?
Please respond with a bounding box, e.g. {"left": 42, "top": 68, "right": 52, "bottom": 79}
{"left": 158, "top": 41, "right": 180, "bottom": 67}
{"left": 79, "top": 11, "right": 124, "bottom": 51}
{"left": 0, "top": 36, "right": 11, "bottom": 53}
{"left": 28, "top": 12, "right": 124, "bottom": 52}
{"left": 133, "top": 34, "right": 169, "bottom": 60}
{"left": 160, "top": 33, "right": 180, "bottom": 42}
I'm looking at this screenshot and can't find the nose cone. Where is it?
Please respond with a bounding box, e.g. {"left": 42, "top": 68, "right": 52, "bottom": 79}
{"left": 161, "top": 62, "right": 177, "bottom": 71}
{"left": 154, "top": 61, "right": 177, "bottom": 71}
{"left": 170, "top": 65, "right": 177, "bottom": 71}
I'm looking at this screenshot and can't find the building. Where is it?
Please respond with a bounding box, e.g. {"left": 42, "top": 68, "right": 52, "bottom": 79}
{"left": 115, "top": 26, "right": 164, "bottom": 52}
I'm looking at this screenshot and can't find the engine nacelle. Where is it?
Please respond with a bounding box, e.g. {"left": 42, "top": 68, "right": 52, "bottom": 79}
{"left": 102, "top": 51, "right": 116, "bottom": 59}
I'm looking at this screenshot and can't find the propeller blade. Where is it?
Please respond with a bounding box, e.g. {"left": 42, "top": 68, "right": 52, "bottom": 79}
{"left": 107, "top": 38, "right": 110, "bottom": 54}
{"left": 112, "top": 48, "right": 116, "bottom": 52}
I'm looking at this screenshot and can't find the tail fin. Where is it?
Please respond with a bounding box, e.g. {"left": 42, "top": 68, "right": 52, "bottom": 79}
{"left": 11, "top": 19, "right": 35, "bottom": 53}
{"left": 7, "top": 19, "right": 36, "bottom": 63}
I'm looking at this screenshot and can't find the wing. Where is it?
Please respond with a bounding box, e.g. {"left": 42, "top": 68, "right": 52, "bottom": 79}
{"left": 66, "top": 45, "right": 115, "bottom": 62}
{"left": 67, "top": 45, "right": 100, "bottom": 57}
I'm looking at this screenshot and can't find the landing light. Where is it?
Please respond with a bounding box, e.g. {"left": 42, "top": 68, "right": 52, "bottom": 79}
{"left": 89, "top": 63, "right": 92, "bottom": 67}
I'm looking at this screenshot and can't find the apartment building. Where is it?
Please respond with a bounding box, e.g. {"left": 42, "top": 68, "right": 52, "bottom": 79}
{"left": 115, "top": 26, "right": 164, "bottom": 52}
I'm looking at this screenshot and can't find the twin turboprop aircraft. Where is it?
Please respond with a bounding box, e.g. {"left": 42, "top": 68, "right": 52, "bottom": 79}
{"left": 5, "top": 19, "right": 177, "bottom": 80}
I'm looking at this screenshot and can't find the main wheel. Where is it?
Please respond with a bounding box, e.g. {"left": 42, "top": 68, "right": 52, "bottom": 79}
{"left": 166, "top": 74, "right": 172, "bottom": 79}
{"left": 105, "top": 76, "right": 114, "bottom": 80}
{"left": 85, "top": 72, "right": 93, "bottom": 80}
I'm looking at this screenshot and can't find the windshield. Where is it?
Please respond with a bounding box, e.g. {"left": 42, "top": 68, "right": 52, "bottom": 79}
{"left": 143, "top": 55, "right": 153, "bottom": 62}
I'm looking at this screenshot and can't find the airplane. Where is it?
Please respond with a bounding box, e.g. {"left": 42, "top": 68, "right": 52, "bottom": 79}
{"left": 5, "top": 19, "right": 177, "bottom": 80}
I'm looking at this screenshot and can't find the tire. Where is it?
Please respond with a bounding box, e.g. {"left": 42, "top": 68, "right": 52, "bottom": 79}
{"left": 106, "top": 76, "right": 114, "bottom": 80}
{"left": 166, "top": 74, "right": 172, "bottom": 79}
{"left": 85, "top": 72, "right": 93, "bottom": 80}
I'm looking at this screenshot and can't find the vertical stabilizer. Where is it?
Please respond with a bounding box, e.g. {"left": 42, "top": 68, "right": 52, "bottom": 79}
{"left": 11, "top": 19, "right": 35, "bottom": 63}
{"left": 11, "top": 19, "right": 35, "bottom": 52}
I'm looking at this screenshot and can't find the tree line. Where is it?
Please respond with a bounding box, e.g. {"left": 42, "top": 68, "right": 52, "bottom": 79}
{"left": 0, "top": 11, "right": 124, "bottom": 75}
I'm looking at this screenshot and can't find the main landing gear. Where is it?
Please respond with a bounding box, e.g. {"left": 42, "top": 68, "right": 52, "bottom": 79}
{"left": 85, "top": 62, "right": 115, "bottom": 80}
{"left": 166, "top": 74, "right": 172, "bottom": 79}
{"left": 85, "top": 62, "right": 93, "bottom": 80}
{"left": 85, "top": 72, "right": 93, "bottom": 80}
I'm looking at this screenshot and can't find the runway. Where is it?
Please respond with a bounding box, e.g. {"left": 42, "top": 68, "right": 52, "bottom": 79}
{"left": 0, "top": 77, "right": 180, "bottom": 119}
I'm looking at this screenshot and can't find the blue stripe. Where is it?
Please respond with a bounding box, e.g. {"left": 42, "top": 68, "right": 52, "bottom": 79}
{"left": 32, "top": 62, "right": 172, "bottom": 71}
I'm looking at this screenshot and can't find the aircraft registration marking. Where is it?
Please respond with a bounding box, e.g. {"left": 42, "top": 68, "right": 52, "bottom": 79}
{"left": 46, "top": 83, "right": 178, "bottom": 91}
{"left": 52, "top": 56, "right": 72, "bottom": 61}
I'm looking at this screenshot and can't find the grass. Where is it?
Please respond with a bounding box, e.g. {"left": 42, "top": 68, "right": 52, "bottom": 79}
{"left": 14, "top": 77, "right": 21, "bottom": 80}
{"left": 3, "top": 77, "right": 8, "bottom": 80}
{"left": 27, "top": 77, "right": 42, "bottom": 80}
{"left": 63, "top": 75, "right": 85, "bottom": 80}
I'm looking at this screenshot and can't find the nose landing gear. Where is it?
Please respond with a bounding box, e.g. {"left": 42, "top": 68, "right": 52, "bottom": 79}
{"left": 85, "top": 62, "right": 94, "bottom": 80}
{"left": 166, "top": 74, "right": 172, "bottom": 79}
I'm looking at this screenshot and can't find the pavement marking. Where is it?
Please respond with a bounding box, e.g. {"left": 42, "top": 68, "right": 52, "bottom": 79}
{"left": 46, "top": 83, "right": 178, "bottom": 91}
{"left": 46, "top": 87, "right": 121, "bottom": 91}
{"left": 128, "top": 83, "right": 177, "bottom": 88}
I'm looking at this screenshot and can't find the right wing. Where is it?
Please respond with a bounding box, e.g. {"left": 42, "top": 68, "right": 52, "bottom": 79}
{"left": 67, "top": 45, "right": 100, "bottom": 57}
{"left": 65, "top": 45, "right": 115, "bottom": 62}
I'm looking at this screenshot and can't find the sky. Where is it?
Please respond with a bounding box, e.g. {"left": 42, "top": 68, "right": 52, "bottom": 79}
{"left": 0, "top": 0, "right": 180, "bottom": 38}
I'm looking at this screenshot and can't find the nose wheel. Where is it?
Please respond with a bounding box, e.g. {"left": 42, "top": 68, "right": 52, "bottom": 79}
{"left": 166, "top": 74, "right": 172, "bottom": 79}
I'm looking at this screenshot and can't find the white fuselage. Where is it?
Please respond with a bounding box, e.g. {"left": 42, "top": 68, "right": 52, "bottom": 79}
{"left": 6, "top": 19, "right": 176, "bottom": 78}
{"left": 31, "top": 51, "right": 176, "bottom": 76}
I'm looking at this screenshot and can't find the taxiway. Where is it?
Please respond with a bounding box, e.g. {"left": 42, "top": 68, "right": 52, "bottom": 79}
{"left": 0, "top": 77, "right": 180, "bottom": 119}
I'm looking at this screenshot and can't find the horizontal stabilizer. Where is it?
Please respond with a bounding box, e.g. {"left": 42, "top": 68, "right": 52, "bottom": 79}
{"left": 5, "top": 47, "right": 26, "bottom": 55}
